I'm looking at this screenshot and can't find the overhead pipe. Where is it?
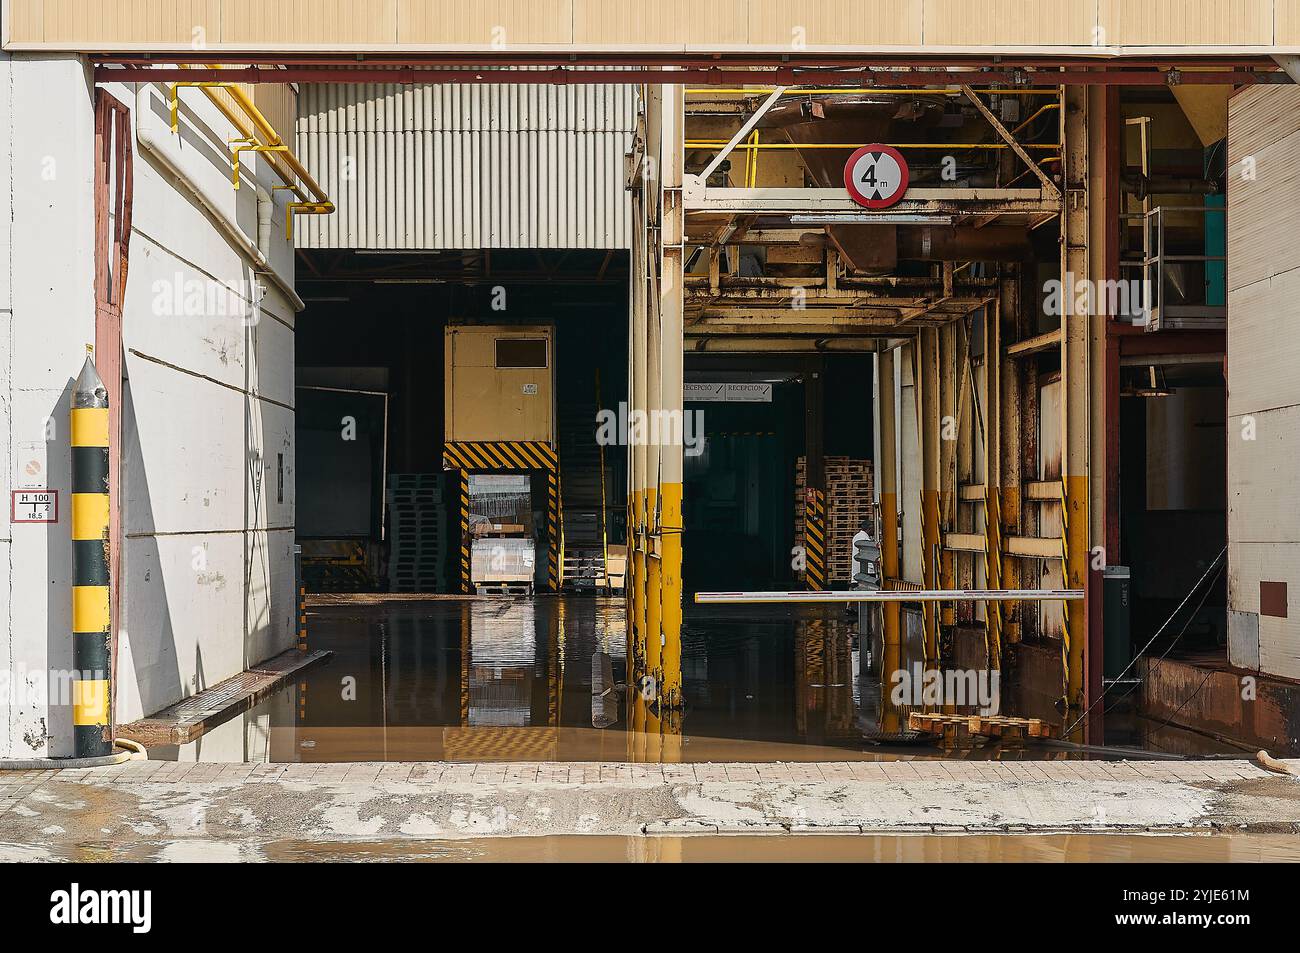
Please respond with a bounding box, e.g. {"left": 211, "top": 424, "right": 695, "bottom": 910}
{"left": 135, "top": 84, "right": 303, "bottom": 310}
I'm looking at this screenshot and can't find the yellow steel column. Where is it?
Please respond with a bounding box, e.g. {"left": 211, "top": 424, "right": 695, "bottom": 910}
{"left": 876, "top": 348, "right": 903, "bottom": 734}
{"left": 658, "top": 81, "right": 686, "bottom": 722}
{"left": 1060, "top": 85, "right": 1091, "bottom": 708}
{"left": 982, "top": 301, "right": 1004, "bottom": 670}
{"left": 998, "top": 278, "right": 1024, "bottom": 645}
{"left": 938, "top": 323, "right": 958, "bottom": 628}
{"left": 629, "top": 144, "right": 649, "bottom": 750}
{"left": 914, "top": 329, "right": 942, "bottom": 669}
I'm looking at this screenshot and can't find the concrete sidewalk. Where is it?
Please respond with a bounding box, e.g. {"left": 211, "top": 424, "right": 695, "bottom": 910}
{"left": 2, "top": 759, "right": 1299, "bottom": 853}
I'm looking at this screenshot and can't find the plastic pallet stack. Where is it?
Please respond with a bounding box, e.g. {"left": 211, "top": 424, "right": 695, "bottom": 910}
{"left": 795, "top": 456, "right": 875, "bottom": 584}
{"left": 387, "top": 473, "right": 447, "bottom": 592}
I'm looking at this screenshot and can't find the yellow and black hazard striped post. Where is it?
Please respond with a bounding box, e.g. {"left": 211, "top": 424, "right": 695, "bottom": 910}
{"left": 804, "top": 487, "right": 827, "bottom": 592}
{"left": 458, "top": 468, "right": 471, "bottom": 594}
{"left": 71, "top": 355, "right": 112, "bottom": 758}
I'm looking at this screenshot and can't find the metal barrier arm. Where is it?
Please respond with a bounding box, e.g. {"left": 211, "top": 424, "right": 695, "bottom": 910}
{"left": 694, "top": 588, "right": 1083, "bottom": 604}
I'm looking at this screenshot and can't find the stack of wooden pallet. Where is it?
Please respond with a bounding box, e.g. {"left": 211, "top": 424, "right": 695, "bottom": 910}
{"left": 387, "top": 474, "right": 448, "bottom": 592}
{"left": 794, "top": 456, "right": 875, "bottom": 584}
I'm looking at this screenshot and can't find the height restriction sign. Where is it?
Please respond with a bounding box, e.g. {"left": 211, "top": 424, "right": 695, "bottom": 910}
{"left": 844, "top": 144, "right": 909, "bottom": 209}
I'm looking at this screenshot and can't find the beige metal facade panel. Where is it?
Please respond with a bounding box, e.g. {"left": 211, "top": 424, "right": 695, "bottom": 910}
{"left": 1227, "top": 86, "right": 1300, "bottom": 165}
{"left": 252, "top": 82, "right": 297, "bottom": 144}
{"left": 296, "top": 82, "right": 634, "bottom": 248}
{"left": 1099, "top": 1, "right": 1273, "bottom": 47}
{"left": 745, "top": 0, "right": 923, "bottom": 47}
{"left": 1228, "top": 541, "right": 1300, "bottom": 679}
{"left": 397, "top": 0, "right": 573, "bottom": 45}
{"left": 1226, "top": 268, "right": 1300, "bottom": 418}
{"left": 10, "top": 0, "right": 1300, "bottom": 50}
{"left": 573, "top": 0, "right": 746, "bottom": 47}
{"left": 1227, "top": 405, "right": 1300, "bottom": 543}
{"left": 921, "top": 0, "right": 1096, "bottom": 47}
{"left": 222, "top": 0, "right": 397, "bottom": 45}
{"left": 1227, "top": 94, "right": 1300, "bottom": 294}
{"left": 24, "top": 0, "right": 220, "bottom": 44}
{"left": 1226, "top": 85, "right": 1300, "bottom": 681}
{"left": 444, "top": 326, "right": 554, "bottom": 444}
{"left": 1275, "top": 0, "right": 1300, "bottom": 44}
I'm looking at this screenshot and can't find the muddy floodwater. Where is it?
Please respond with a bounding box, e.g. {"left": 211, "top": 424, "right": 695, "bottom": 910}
{"left": 6, "top": 834, "right": 1300, "bottom": 863}
{"left": 163, "top": 594, "right": 1242, "bottom": 764}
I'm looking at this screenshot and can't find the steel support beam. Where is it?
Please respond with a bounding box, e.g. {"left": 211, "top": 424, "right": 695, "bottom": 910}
{"left": 876, "top": 348, "right": 904, "bottom": 734}
{"left": 1060, "top": 85, "right": 1091, "bottom": 711}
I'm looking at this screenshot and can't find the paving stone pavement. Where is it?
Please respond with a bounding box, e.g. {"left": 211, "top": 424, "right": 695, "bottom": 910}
{"left": 2, "top": 758, "right": 1299, "bottom": 853}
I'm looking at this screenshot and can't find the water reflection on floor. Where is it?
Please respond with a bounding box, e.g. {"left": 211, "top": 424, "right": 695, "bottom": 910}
{"left": 257, "top": 594, "right": 885, "bottom": 763}
{"left": 171, "top": 594, "right": 1235, "bottom": 764}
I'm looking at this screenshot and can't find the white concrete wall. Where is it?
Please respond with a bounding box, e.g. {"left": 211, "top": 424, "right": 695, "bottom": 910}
{"left": 1226, "top": 86, "right": 1300, "bottom": 682}
{"left": 0, "top": 53, "right": 98, "bottom": 759}
{"left": 0, "top": 54, "right": 299, "bottom": 758}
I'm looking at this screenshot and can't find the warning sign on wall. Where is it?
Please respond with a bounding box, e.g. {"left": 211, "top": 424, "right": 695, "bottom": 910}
{"left": 11, "top": 490, "right": 58, "bottom": 524}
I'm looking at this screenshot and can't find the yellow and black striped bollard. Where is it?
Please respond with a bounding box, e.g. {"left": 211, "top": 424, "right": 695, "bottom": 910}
{"left": 71, "top": 356, "right": 112, "bottom": 758}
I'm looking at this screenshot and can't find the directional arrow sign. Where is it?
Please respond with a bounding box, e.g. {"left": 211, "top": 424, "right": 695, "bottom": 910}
{"left": 844, "top": 144, "right": 909, "bottom": 210}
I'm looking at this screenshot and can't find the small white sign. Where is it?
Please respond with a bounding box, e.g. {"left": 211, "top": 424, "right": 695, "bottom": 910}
{"left": 11, "top": 489, "right": 58, "bottom": 524}
{"left": 522, "top": 383, "right": 538, "bottom": 395}
{"left": 685, "top": 382, "right": 773, "bottom": 403}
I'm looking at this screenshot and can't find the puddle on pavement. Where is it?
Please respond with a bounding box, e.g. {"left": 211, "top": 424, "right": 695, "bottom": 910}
{"left": 158, "top": 595, "right": 1241, "bottom": 764}
{"left": 6, "top": 833, "right": 1300, "bottom": 863}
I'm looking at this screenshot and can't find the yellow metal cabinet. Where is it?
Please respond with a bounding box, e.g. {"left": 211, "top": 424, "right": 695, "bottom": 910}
{"left": 444, "top": 325, "right": 555, "bottom": 444}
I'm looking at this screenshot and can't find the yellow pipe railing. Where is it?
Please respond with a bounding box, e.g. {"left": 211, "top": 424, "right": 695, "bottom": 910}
{"left": 168, "top": 66, "right": 334, "bottom": 240}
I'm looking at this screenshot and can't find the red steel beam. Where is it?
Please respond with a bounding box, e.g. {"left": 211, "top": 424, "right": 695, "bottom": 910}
{"left": 92, "top": 51, "right": 1283, "bottom": 67}
{"left": 93, "top": 65, "right": 1288, "bottom": 86}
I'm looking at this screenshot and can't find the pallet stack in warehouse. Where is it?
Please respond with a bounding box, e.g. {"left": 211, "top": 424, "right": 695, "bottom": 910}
{"left": 387, "top": 473, "right": 448, "bottom": 592}
{"left": 795, "top": 456, "right": 875, "bottom": 585}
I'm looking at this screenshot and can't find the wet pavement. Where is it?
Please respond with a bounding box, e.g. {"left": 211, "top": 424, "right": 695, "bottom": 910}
{"left": 162, "top": 593, "right": 1241, "bottom": 764}
{"left": 3, "top": 756, "right": 1300, "bottom": 861}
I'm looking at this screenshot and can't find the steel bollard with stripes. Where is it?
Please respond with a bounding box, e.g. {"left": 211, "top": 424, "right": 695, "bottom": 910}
{"left": 71, "top": 356, "right": 112, "bottom": 758}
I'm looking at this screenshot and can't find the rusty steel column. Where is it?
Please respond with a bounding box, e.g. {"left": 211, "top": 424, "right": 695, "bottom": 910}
{"left": 876, "top": 347, "right": 904, "bottom": 733}
{"left": 1060, "top": 85, "right": 1092, "bottom": 711}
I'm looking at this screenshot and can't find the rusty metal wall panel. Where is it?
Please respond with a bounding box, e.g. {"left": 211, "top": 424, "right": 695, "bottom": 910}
{"left": 295, "top": 82, "right": 635, "bottom": 249}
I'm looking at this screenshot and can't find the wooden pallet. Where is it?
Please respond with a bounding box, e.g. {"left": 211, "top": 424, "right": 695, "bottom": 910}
{"left": 476, "top": 583, "right": 534, "bottom": 596}
{"left": 908, "top": 712, "right": 1059, "bottom": 746}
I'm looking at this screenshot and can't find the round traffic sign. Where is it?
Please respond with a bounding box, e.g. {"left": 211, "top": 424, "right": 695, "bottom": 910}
{"left": 844, "top": 144, "right": 909, "bottom": 209}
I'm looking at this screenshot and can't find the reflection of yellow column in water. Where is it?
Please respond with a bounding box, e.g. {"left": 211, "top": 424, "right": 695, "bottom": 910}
{"left": 459, "top": 606, "right": 471, "bottom": 727}
{"left": 877, "top": 348, "right": 903, "bottom": 734}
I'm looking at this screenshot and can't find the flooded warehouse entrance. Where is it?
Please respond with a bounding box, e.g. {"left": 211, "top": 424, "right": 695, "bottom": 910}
{"left": 243, "top": 77, "right": 1277, "bottom": 765}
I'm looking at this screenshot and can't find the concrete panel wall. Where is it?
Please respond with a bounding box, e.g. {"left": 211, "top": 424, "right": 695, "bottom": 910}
{"left": 1226, "top": 87, "right": 1300, "bottom": 682}
{"left": 1, "top": 55, "right": 299, "bottom": 758}
{"left": 0, "top": 53, "right": 98, "bottom": 759}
